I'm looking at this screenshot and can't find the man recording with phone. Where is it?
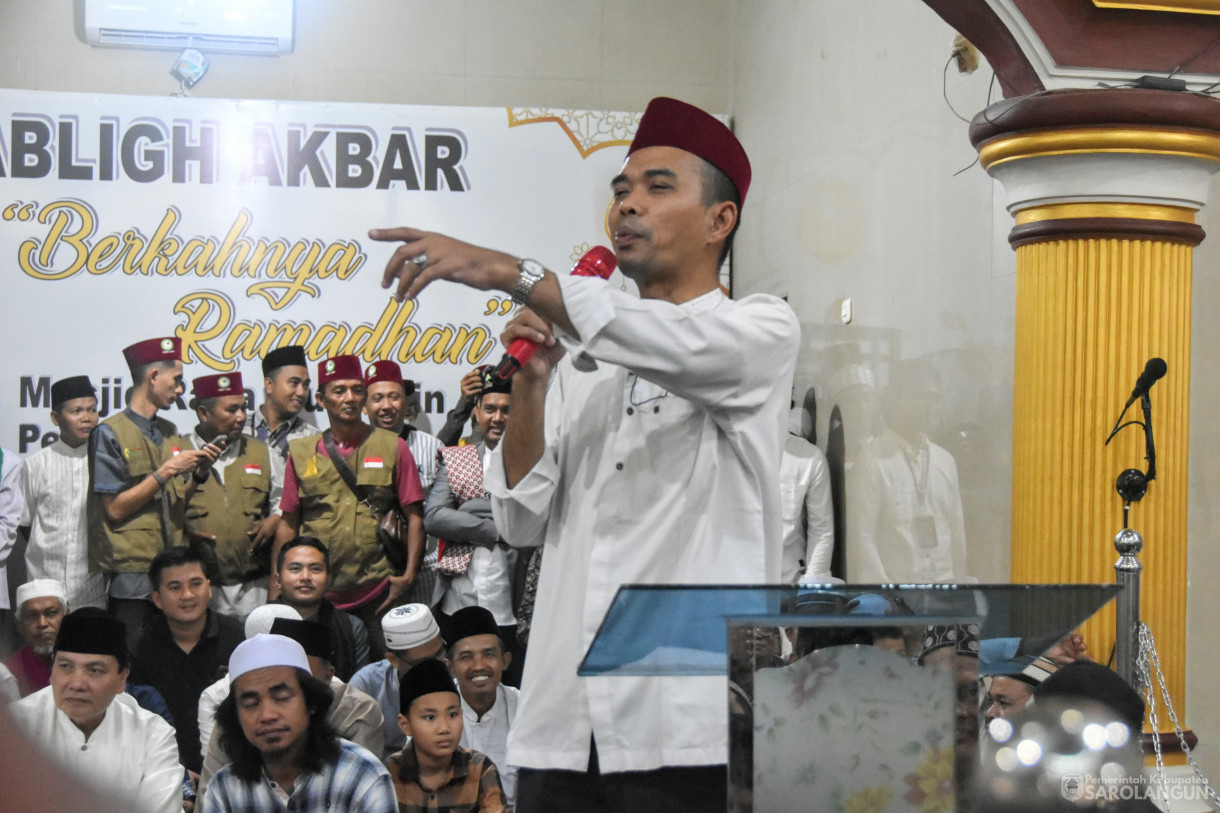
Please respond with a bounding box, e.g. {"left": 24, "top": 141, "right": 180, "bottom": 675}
{"left": 183, "top": 372, "right": 283, "bottom": 619}
{"left": 88, "top": 336, "right": 222, "bottom": 648}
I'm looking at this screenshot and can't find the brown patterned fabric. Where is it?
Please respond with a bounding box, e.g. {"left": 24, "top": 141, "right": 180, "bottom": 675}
{"left": 436, "top": 446, "right": 488, "bottom": 576}
{"left": 388, "top": 745, "right": 506, "bottom": 813}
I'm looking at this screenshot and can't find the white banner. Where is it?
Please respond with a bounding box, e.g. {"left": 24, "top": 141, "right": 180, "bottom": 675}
{"left": 0, "top": 89, "right": 640, "bottom": 453}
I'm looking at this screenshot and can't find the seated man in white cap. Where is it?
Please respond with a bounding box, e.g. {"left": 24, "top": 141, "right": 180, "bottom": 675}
{"left": 199, "top": 616, "right": 384, "bottom": 789}
{"left": 349, "top": 603, "right": 446, "bottom": 757}
{"left": 201, "top": 633, "right": 397, "bottom": 812}
{"left": 3, "top": 578, "right": 68, "bottom": 697}
{"left": 8, "top": 611, "right": 182, "bottom": 813}
{"left": 197, "top": 603, "right": 303, "bottom": 755}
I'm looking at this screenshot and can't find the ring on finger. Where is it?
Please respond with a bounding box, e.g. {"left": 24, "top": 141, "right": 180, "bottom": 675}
{"left": 412, "top": 253, "right": 428, "bottom": 268}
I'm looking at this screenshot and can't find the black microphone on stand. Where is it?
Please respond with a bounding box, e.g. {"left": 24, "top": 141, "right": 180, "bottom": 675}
{"left": 1123, "top": 357, "right": 1167, "bottom": 409}
{"left": 1107, "top": 357, "right": 1166, "bottom": 503}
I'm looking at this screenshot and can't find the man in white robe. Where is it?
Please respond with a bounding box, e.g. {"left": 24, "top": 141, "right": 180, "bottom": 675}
{"left": 8, "top": 612, "right": 182, "bottom": 813}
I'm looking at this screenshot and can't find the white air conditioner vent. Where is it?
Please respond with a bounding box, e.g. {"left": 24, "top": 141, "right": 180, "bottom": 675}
{"left": 85, "top": 1, "right": 294, "bottom": 56}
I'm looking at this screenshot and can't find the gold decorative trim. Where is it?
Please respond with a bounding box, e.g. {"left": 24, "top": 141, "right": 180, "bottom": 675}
{"left": 1015, "top": 202, "right": 1197, "bottom": 224}
{"left": 1094, "top": 0, "right": 1220, "bottom": 14}
{"left": 507, "top": 108, "right": 639, "bottom": 158}
{"left": 978, "top": 127, "right": 1220, "bottom": 169}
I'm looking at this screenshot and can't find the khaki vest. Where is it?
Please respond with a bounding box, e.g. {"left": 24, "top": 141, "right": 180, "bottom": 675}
{"left": 87, "top": 412, "right": 188, "bottom": 574}
{"left": 287, "top": 427, "right": 399, "bottom": 591}
{"left": 184, "top": 435, "right": 272, "bottom": 584}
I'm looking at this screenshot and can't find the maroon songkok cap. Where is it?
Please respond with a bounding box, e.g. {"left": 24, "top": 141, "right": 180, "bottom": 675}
{"left": 364, "top": 360, "right": 404, "bottom": 389}
{"left": 318, "top": 355, "right": 363, "bottom": 388}
{"left": 122, "top": 337, "right": 182, "bottom": 369}
{"left": 627, "top": 96, "right": 751, "bottom": 205}
{"left": 193, "top": 372, "right": 244, "bottom": 400}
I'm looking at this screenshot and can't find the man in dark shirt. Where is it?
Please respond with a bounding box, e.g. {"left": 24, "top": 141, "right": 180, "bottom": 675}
{"left": 273, "top": 536, "right": 370, "bottom": 681}
{"left": 131, "top": 546, "right": 243, "bottom": 774}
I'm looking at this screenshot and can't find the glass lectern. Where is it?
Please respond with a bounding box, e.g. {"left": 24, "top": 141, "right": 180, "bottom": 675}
{"left": 579, "top": 584, "right": 1121, "bottom": 813}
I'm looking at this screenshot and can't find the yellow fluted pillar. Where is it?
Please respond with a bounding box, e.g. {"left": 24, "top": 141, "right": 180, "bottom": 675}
{"left": 969, "top": 88, "right": 1220, "bottom": 757}
{"left": 1011, "top": 217, "right": 1192, "bottom": 732}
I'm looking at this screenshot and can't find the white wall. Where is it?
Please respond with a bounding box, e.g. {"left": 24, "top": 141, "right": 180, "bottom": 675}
{"left": 0, "top": 0, "right": 728, "bottom": 111}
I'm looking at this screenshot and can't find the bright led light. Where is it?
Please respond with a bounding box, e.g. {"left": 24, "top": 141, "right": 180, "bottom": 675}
{"left": 995, "top": 747, "right": 1020, "bottom": 772}
{"left": 1106, "top": 722, "right": 1131, "bottom": 748}
{"left": 1017, "top": 739, "right": 1043, "bottom": 766}
{"left": 1083, "top": 723, "right": 1108, "bottom": 751}
{"left": 1060, "top": 708, "right": 1085, "bottom": 733}
{"left": 989, "top": 718, "right": 1014, "bottom": 743}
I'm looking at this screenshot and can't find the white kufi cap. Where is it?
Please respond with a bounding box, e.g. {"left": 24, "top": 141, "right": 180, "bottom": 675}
{"left": 16, "top": 579, "right": 67, "bottom": 611}
{"left": 228, "top": 633, "right": 310, "bottom": 684}
{"left": 381, "top": 603, "right": 440, "bottom": 651}
{"left": 244, "top": 604, "right": 302, "bottom": 639}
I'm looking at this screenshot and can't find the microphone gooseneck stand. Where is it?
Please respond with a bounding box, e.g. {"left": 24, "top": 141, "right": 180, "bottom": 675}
{"left": 1105, "top": 382, "right": 1158, "bottom": 689}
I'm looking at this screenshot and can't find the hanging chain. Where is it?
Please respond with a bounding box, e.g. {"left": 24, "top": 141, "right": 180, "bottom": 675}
{"left": 1137, "top": 623, "right": 1220, "bottom": 809}
{"left": 1136, "top": 624, "right": 1171, "bottom": 808}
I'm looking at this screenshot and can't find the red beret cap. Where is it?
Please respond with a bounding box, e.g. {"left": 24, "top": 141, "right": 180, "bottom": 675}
{"left": 627, "top": 97, "right": 751, "bottom": 205}
{"left": 122, "top": 337, "right": 182, "bottom": 369}
{"left": 364, "top": 360, "right": 404, "bottom": 388}
{"left": 318, "top": 355, "right": 364, "bottom": 388}
{"left": 192, "top": 372, "right": 244, "bottom": 400}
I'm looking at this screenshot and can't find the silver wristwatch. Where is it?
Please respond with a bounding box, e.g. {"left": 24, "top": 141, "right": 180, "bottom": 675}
{"left": 512, "top": 258, "right": 546, "bottom": 305}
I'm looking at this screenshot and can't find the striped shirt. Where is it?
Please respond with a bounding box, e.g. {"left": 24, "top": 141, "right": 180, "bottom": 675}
{"left": 19, "top": 439, "right": 107, "bottom": 609}
{"left": 401, "top": 426, "right": 443, "bottom": 492}
{"left": 247, "top": 413, "right": 321, "bottom": 461}
{"left": 200, "top": 739, "right": 397, "bottom": 813}
{"left": 388, "top": 745, "right": 506, "bottom": 813}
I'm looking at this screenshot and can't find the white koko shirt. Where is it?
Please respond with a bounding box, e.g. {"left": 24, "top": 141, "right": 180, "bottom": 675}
{"left": 20, "top": 439, "right": 107, "bottom": 609}
{"left": 10, "top": 687, "right": 182, "bottom": 813}
{"left": 488, "top": 275, "right": 799, "bottom": 773}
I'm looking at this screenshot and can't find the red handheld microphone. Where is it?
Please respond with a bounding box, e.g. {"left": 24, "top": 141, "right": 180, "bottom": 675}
{"left": 483, "top": 246, "right": 617, "bottom": 388}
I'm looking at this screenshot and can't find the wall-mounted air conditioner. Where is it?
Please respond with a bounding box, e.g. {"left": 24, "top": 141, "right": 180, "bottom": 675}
{"left": 84, "top": 0, "right": 295, "bottom": 56}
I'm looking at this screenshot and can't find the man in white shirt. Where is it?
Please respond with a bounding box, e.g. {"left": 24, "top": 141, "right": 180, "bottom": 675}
{"left": 371, "top": 96, "right": 800, "bottom": 812}
{"left": 780, "top": 406, "right": 836, "bottom": 584}
{"left": 19, "top": 376, "right": 107, "bottom": 610}
{"left": 0, "top": 445, "right": 22, "bottom": 636}
{"left": 8, "top": 612, "right": 182, "bottom": 813}
{"left": 847, "top": 360, "right": 970, "bottom": 584}
{"left": 447, "top": 605, "right": 519, "bottom": 810}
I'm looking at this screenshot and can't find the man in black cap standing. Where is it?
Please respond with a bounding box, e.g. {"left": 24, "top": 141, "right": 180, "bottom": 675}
{"left": 249, "top": 345, "right": 320, "bottom": 460}
{"left": 8, "top": 611, "right": 183, "bottom": 813}
{"left": 19, "top": 376, "right": 107, "bottom": 610}
{"left": 372, "top": 97, "right": 800, "bottom": 811}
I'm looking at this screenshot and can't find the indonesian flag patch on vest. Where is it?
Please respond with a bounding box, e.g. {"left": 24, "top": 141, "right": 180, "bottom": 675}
{"left": 244, "top": 463, "right": 263, "bottom": 475}
{"left": 363, "top": 457, "right": 384, "bottom": 469}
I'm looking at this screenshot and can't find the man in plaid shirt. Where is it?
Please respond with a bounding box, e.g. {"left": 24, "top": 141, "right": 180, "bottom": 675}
{"left": 200, "top": 633, "right": 396, "bottom": 812}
